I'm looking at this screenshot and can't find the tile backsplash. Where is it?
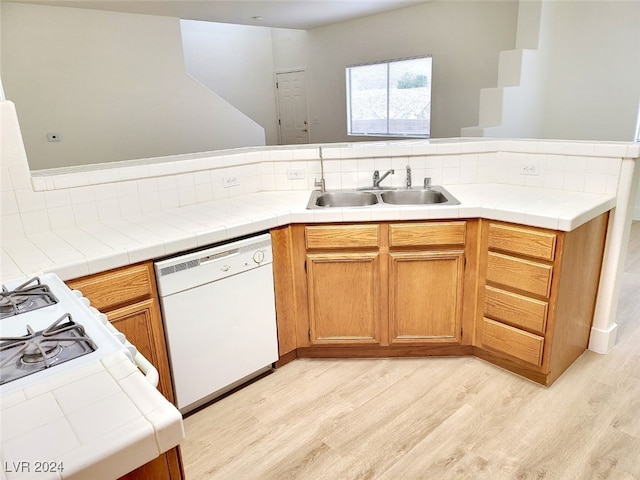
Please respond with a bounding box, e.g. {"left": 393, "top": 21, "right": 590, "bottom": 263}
{"left": 2, "top": 141, "right": 630, "bottom": 239}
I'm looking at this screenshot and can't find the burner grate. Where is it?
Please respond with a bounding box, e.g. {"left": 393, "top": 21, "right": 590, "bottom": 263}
{"left": 0, "top": 313, "right": 97, "bottom": 385}
{"left": 0, "top": 277, "right": 58, "bottom": 319}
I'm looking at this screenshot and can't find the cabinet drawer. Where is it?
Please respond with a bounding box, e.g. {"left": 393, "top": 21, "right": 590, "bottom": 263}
{"left": 484, "top": 286, "right": 548, "bottom": 334}
{"left": 488, "top": 223, "right": 557, "bottom": 261}
{"left": 389, "top": 221, "right": 466, "bottom": 247}
{"left": 482, "top": 318, "right": 544, "bottom": 366}
{"left": 486, "top": 252, "right": 553, "bottom": 297}
{"left": 305, "top": 224, "right": 380, "bottom": 249}
{"left": 66, "top": 263, "right": 153, "bottom": 312}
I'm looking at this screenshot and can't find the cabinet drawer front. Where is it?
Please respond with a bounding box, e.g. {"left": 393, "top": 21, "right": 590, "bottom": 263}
{"left": 488, "top": 223, "right": 557, "bottom": 261}
{"left": 389, "top": 222, "right": 466, "bottom": 247}
{"left": 482, "top": 318, "right": 544, "bottom": 366}
{"left": 66, "top": 263, "right": 153, "bottom": 312}
{"left": 305, "top": 224, "right": 380, "bottom": 249}
{"left": 484, "top": 286, "right": 548, "bottom": 334}
{"left": 486, "top": 252, "right": 553, "bottom": 297}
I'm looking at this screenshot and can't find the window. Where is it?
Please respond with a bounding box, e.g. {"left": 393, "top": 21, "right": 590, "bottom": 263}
{"left": 346, "top": 56, "right": 432, "bottom": 138}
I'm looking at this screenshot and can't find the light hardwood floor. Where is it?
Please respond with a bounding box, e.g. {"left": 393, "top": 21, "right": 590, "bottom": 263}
{"left": 182, "top": 222, "right": 640, "bottom": 480}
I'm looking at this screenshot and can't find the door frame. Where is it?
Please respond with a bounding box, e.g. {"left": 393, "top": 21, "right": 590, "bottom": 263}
{"left": 274, "top": 68, "right": 310, "bottom": 145}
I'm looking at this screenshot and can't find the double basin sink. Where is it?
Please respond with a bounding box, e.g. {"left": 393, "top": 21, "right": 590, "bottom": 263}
{"left": 307, "top": 185, "right": 460, "bottom": 209}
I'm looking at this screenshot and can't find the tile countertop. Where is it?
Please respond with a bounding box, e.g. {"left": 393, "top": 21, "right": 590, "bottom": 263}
{"left": 0, "top": 352, "right": 184, "bottom": 480}
{"left": 1, "top": 183, "right": 616, "bottom": 283}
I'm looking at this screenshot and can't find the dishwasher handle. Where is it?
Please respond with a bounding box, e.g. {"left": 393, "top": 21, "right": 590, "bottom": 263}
{"left": 199, "top": 248, "right": 239, "bottom": 265}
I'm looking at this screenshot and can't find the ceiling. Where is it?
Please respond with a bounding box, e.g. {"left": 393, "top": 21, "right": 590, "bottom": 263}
{"left": 8, "top": 0, "right": 430, "bottom": 30}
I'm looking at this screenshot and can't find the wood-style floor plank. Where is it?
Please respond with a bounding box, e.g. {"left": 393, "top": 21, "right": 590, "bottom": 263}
{"left": 182, "top": 222, "right": 640, "bottom": 479}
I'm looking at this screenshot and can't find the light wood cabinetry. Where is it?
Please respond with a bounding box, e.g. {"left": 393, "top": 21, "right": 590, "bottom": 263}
{"left": 307, "top": 252, "right": 381, "bottom": 344}
{"left": 66, "top": 262, "right": 184, "bottom": 480}
{"left": 388, "top": 222, "right": 467, "bottom": 344}
{"left": 388, "top": 221, "right": 466, "bottom": 247}
{"left": 388, "top": 250, "right": 464, "bottom": 343}
{"left": 272, "top": 214, "right": 608, "bottom": 385}
{"left": 475, "top": 215, "right": 608, "bottom": 384}
{"left": 277, "top": 221, "right": 473, "bottom": 356}
{"left": 304, "top": 225, "right": 383, "bottom": 345}
{"left": 305, "top": 224, "right": 380, "bottom": 249}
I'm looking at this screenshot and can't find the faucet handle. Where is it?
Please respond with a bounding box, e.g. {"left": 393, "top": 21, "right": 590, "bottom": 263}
{"left": 424, "top": 177, "right": 432, "bottom": 189}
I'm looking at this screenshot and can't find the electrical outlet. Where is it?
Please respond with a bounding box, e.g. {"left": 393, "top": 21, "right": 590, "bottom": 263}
{"left": 520, "top": 163, "right": 539, "bottom": 176}
{"left": 223, "top": 176, "right": 240, "bottom": 188}
{"left": 47, "top": 133, "right": 62, "bottom": 142}
{"left": 287, "top": 168, "right": 305, "bottom": 180}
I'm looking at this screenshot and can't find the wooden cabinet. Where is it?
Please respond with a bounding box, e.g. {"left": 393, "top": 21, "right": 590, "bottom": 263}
{"left": 119, "top": 448, "right": 183, "bottom": 480}
{"left": 388, "top": 221, "right": 467, "bottom": 344}
{"left": 67, "top": 261, "right": 184, "bottom": 480}
{"left": 475, "top": 215, "right": 608, "bottom": 384}
{"left": 278, "top": 221, "right": 472, "bottom": 354}
{"left": 272, "top": 214, "right": 608, "bottom": 385}
{"left": 477, "top": 222, "right": 560, "bottom": 368}
{"left": 388, "top": 250, "right": 464, "bottom": 343}
{"left": 304, "top": 225, "right": 382, "bottom": 345}
{"left": 307, "top": 252, "right": 381, "bottom": 344}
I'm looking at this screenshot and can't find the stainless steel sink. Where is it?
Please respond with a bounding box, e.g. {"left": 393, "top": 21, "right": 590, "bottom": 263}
{"left": 310, "top": 191, "right": 378, "bottom": 208}
{"left": 307, "top": 186, "right": 459, "bottom": 209}
{"left": 380, "top": 189, "right": 448, "bottom": 205}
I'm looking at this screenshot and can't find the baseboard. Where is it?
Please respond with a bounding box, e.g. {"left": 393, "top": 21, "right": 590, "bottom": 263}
{"left": 588, "top": 323, "right": 618, "bottom": 354}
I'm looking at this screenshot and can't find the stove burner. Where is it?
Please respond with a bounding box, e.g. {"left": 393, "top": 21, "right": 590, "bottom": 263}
{"left": 0, "top": 294, "right": 31, "bottom": 308}
{"left": 21, "top": 342, "right": 63, "bottom": 365}
{"left": 0, "top": 313, "right": 97, "bottom": 385}
{"left": 0, "top": 277, "right": 58, "bottom": 319}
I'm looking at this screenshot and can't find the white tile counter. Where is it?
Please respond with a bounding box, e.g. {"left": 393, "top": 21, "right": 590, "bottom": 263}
{"left": 0, "top": 185, "right": 616, "bottom": 283}
{"left": 0, "top": 352, "right": 184, "bottom": 480}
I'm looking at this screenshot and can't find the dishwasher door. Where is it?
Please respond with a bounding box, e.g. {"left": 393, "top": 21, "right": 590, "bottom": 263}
{"left": 155, "top": 234, "right": 278, "bottom": 413}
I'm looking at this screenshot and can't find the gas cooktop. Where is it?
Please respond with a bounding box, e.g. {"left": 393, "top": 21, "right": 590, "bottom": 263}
{"left": 0, "top": 273, "right": 134, "bottom": 394}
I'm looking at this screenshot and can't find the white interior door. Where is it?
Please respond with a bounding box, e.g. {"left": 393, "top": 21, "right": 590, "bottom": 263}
{"left": 276, "top": 70, "right": 309, "bottom": 144}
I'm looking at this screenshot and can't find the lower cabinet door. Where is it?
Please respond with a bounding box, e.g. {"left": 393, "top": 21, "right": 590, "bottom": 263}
{"left": 306, "top": 252, "right": 381, "bottom": 344}
{"left": 389, "top": 251, "right": 464, "bottom": 343}
{"left": 107, "top": 299, "right": 174, "bottom": 403}
{"left": 119, "top": 447, "right": 183, "bottom": 480}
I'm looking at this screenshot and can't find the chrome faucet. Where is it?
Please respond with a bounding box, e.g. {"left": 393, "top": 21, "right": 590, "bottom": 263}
{"left": 373, "top": 169, "right": 394, "bottom": 188}
{"left": 314, "top": 146, "right": 326, "bottom": 193}
{"left": 424, "top": 176, "right": 432, "bottom": 189}
{"left": 406, "top": 165, "right": 412, "bottom": 189}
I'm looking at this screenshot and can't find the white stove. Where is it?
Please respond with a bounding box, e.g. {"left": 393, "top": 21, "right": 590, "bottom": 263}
{"left": 0, "top": 273, "right": 145, "bottom": 394}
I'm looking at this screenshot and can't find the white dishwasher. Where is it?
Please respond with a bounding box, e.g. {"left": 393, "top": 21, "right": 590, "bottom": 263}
{"left": 154, "top": 232, "right": 278, "bottom": 414}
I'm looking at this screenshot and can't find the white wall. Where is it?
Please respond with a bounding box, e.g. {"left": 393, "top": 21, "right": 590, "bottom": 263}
{"left": 181, "top": 2, "right": 517, "bottom": 145}
{"left": 300, "top": 1, "right": 518, "bottom": 143}
{"left": 536, "top": 1, "right": 640, "bottom": 142}
{"left": 1, "top": 2, "right": 265, "bottom": 170}
{"left": 271, "top": 28, "right": 309, "bottom": 72}
{"left": 180, "top": 20, "right": 280, "bottom": 146}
